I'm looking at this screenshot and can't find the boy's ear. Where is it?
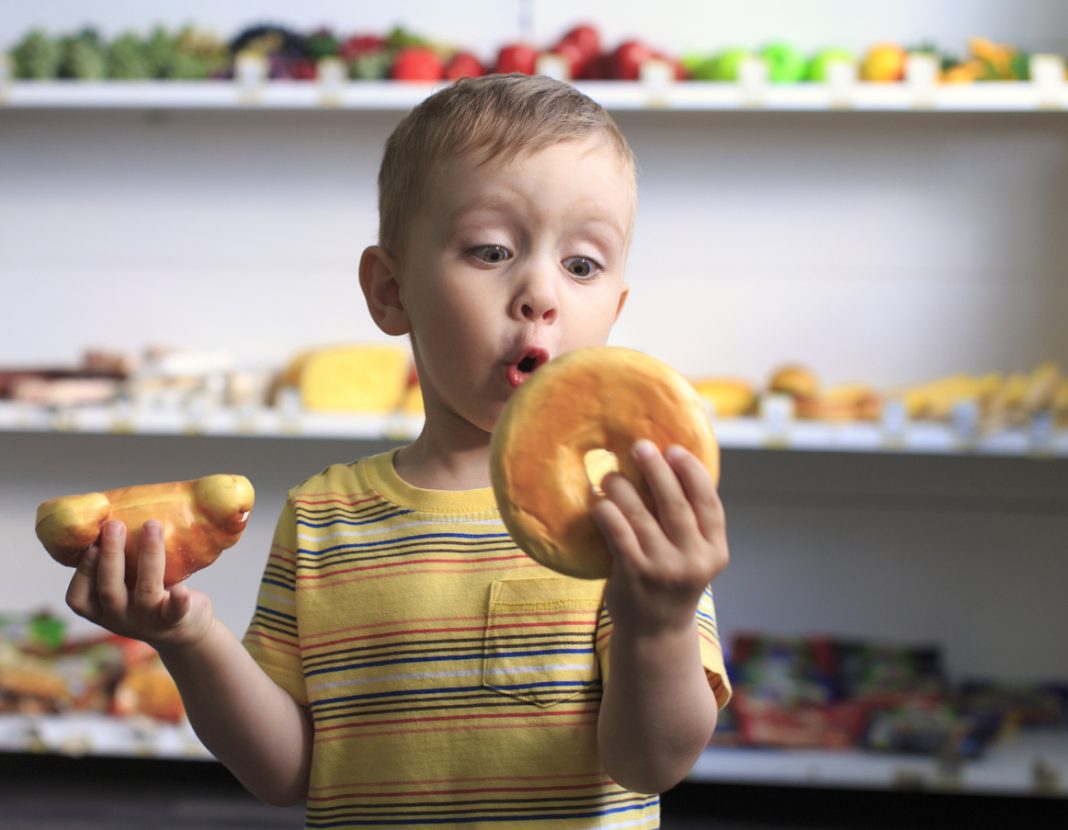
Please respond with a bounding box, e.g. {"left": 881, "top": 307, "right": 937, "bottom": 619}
{"left": 359, "top": 246, "right": 411, "bottom": 336}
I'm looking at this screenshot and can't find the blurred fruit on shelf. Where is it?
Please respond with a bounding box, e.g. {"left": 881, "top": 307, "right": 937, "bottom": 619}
{"left": 895, "top": 361, "right": 1063, "bottom": 429}
{"left": 940, "top": 36, "right": 1030, "bottom": 83}
{"left": 767, "top": 365, "right": 881, "bottom": 421}
{"left": 166, "top": 26, "right": 230, "bottom": 79}
{"left": 795, "top": 383, "right": 882, "bottom": 422}
{"left": 390, "top": 46, "right": 444, "bottom": 81}
{"left": 111, "top": 653, "right": 184, "bottom": 723}
{"left": 1055, "top": 379, "right": 1068, "bottom": 426}
{"left": 970, "top": 36, "right": 1028, "bottom": 80}
{"left": 228, "top": 23, "right": 312, "bottom": 80}
{"left": 760, "top": 42, "right": 808, "bottom": 83}
{"left": 691, "top": 377, "right": 758, "bottom": 419}
{"left": 11, "top": 28, "right": 62, "bottom": 79}
{"left": 860, "top": 42, "right": 908, "bottom": 82}
{"left": 703, "top": 47, "right": 753, "bottom": 81}
{"left": 105, "top": 31, "right": 152, "bottom": 79}
{"left": 768, "top": 364, "right": 820, "bottom": 399}
{"left": 900, "top": 373, "right": 1002, "bottom": 421}
{"left": 987, "top": 360, "right": 1061, "bottom": 428}
{"left": 610, "top": 39, "right": 654, "bottom": 80}
{"left": 58, "top": 27, "right": 107, "bottom": 80}
{"left": 305, "top": 27, "right": 340, "bottom": 61}
{"left": 444, "top": 50, "right": 484, "bottom": 80}
{"left": 495, "top": 42, "right": 539, "bottom": 74}
{"left": 549, "top": 23, "right": 601, "bottom": 79}
{"left": 340, "top": 34, "right": 390, "bottom": 79}
{"left": 806, "top": 47, "right": 855, "bottom": 81}
{"left": 273, "top": 344, "right": 412, "bottom": 413}
{"left": 339, "top": 33, "right": 386, "bottom": 60}
{"left": 399, "top": 364, "right": 424, "bottom": 416}
{"left": 940, "top": 58, "right": 986, "bottom": 84}
{"left": 0, "top": 613, "right": 184, "bottom": 723}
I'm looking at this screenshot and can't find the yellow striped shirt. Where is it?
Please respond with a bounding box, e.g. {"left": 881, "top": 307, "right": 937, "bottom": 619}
{"left": 243, "top": 449, "right": 730, "bottom": 829}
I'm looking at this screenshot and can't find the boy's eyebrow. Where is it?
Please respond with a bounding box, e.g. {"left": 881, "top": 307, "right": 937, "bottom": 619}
{"left": 446, "top": 195, "right": 517, "bottom": 225}
{"left": 446, "top": 197, "right": 630, "bottom": 247}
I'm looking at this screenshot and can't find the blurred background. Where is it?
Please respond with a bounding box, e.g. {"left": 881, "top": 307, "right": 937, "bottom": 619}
{"left": 1, "top": 1, "right": 1067, "bottom": 827}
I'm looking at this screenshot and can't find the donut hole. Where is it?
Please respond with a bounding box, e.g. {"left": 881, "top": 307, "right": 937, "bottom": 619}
{"left": 583, "top": 448, "right": 619, "bottom": 497}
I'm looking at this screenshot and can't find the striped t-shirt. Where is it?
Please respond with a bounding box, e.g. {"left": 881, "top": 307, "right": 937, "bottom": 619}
{"left": 243, "top": 449, "right": 730, "bottom": 829}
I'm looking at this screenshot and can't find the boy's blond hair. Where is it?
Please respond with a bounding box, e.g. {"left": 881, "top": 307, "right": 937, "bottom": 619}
{"left": 377, "top": 73, "right": 637, "bottom": 258}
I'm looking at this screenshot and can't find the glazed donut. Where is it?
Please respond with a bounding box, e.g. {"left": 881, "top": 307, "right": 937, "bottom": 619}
{"left": 490, "top": 347, "right": 720, "bottom": 579}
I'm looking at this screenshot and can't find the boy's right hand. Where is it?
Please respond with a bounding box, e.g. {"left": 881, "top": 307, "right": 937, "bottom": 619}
{"left": 65, "top": 519, "right": 215, "bottom": 651}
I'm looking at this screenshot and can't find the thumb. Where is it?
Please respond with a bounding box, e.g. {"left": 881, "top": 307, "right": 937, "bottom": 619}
{"left": 161, "top": 583, "right": 191, "bottom": 626}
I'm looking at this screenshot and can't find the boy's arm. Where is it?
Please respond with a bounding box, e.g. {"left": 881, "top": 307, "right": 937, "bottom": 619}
{"left": 65, "top": 520, "right": 313, "bottom": 806}
{"left": 591, "top": 440, "right": 728, "bottom": 795}
{"left": 156, "top": 619, "right": 313, "bottom": 806}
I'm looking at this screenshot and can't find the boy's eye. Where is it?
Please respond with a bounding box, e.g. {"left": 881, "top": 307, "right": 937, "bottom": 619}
{"left": 471, "top": 244, "right": 511, "bottom": 264}
{"left": 563, "top": 256, "right": 600, "bottom": 279}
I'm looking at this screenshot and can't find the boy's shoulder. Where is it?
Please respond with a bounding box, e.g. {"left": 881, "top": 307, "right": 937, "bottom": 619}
{"left": 285, "top": 452, "right": 385, "bottom": 500}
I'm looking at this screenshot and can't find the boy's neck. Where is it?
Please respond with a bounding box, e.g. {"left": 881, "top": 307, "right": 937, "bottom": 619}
{"left": 392, "top": 427, "right": 493, "bottom": 491}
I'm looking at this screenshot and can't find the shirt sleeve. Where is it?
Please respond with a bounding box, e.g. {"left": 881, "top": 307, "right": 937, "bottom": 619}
{"left": 241, "top": 494, "right": 308, "bottom": 705}
{"left": 594, "top": 584, "right": 732, "bottom": 710}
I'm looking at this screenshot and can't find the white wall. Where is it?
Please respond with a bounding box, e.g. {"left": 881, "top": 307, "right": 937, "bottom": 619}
{"left": 3, "top": 109, "right": 1067, "bottom": 386}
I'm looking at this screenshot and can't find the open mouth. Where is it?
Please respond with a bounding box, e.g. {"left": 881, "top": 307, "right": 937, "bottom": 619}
{"left": 507, "top": 348, "right": 549, "bottom": 388}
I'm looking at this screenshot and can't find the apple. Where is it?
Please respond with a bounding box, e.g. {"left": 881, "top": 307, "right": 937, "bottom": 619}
{"left": 580, "top": 52, "right": 613, "bottom": 80}
{"left": 760, "top": 42, "right": 807, "bottom": 83}
{"left": 654, "top": 51, "right": 689, "bottom": 81}
{"left": 709, "top": 47, "right": 752, "bottom": 81}
{"left": 860, "top": 43, "right": 907, "bottom": 82}
{"left": 339, "top": 34, "right": 387, "bottom": 62}
{"left": 806, "top": 47, "right": 855, "bottom": 81}
{"left": 444, "top": 51, "right": 484, "bottom": 80}
{"left": 557, "top": 23, "right": 601, "bottom": 61}
{"left": 495, "top": 42, "right": 538, "bottom": 75}
{"left": 688, "top": 54, "right": 719, "bottom": 81}
{"left": 547, "top": 39, "right": 586, "bottom": 79}
{"left": 611, "top": 39, "right": 653, "bottom": 80}
{"left": 391, "top": 46, "right": 443, "bottom": 81}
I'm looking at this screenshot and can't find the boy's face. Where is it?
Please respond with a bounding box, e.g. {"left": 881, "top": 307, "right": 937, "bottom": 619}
{"left": 396, "top": 135, "right": 634, "bottom": 437}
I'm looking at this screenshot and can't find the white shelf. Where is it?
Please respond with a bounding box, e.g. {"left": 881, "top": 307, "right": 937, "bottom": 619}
{"left": 0, "top": 712, "right": 211, "bottom": 761}
{"left": 691, "top": 731, "right": 1068, "bottom": 798}
{"left": 3, "top": 709, "right": 1064, "bottom": 798}
{"left": 1, "top": 80, "right": 1065, "bottom": 113}
{"left": 1, "top": 400, "right": 1064, "bottom": 458}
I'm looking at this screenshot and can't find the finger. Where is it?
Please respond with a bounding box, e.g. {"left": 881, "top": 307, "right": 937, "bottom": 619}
{"left": 590, "top": 494, "right": 644, "bottom": 572}
{"left": 132, "top": 520, "right": 167, "bottom": 610}
{"left": 665, "top": 445, "right": 725, "bottom": 543}
{"left": 599, "top": 469, "right": 664, "bottom": 560}
{"left": 95, "top": 520, "right": 129, "bottom": 615}
{"left": 65, "top": 545, "right": 102, "bottom": 619}
{"left": 161, "top": 582, "right": 191, "bottom": 627}
{"left": 631, "top": 440, "right": 700, "bottom": 544}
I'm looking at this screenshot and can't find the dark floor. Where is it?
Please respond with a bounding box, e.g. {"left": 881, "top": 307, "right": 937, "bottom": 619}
{"left": 0, "top": 754, "right": 1063, "bottom": 829}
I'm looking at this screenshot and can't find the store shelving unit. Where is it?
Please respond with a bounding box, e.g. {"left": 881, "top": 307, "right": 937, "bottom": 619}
{"left": 692, "top": 731, "right": 1068, "bottom": 798}
{"left": 0, "top": 400, "right": 1064, "bottom": 458}
{"left": 1, "top": 709, "right": 1063, "bottom": 799}
{"left": 0, "top": 712, "right": 210, "bottom": 761}
{"left": 4, "top": 65, "right": 1067, "bottom": 808}
{"left": 1, "top": 77, "right": 1066, "bottom": 112}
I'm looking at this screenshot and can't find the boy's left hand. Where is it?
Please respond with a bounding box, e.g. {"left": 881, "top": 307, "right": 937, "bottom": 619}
{"left": 590, "top": 439, "right": 728, "bottom": 635}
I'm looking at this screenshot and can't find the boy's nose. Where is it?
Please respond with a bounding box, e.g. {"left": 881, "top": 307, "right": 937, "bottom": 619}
{"left": 519, "top": 300, "right": 558, "bottom": 323}
{"left": 512, "top": 268, "right": 559, "bottom": 323}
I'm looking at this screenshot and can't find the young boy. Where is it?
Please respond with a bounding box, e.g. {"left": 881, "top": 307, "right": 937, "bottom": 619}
{"left": 64, "top": 74, "right": 731, "bottom": 829}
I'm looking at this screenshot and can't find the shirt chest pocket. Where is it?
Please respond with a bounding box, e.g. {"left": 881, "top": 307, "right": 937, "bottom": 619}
{"left": 482, "top": 576, "right": 606, "bottom": 708}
